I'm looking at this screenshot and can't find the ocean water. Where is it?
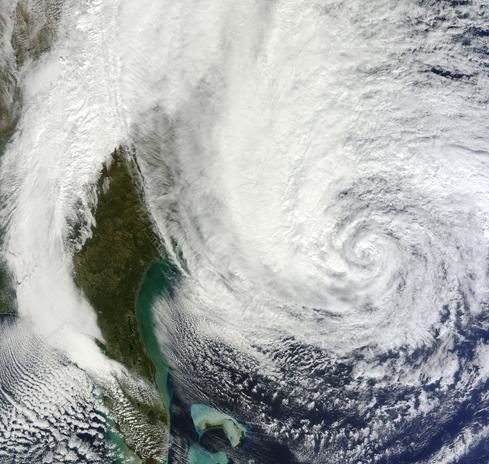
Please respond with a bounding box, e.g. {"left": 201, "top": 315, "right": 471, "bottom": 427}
{"left": 0, "top": 315, "right": 113, "bottom": 463}
{"left": 1, "top": 1, "right": 489, "bottom": 463}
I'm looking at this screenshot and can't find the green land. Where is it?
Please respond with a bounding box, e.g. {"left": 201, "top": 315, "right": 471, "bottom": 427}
{"left": 1, "top": 7, "right": 178, "bottom": 460}
{"left": 73, "top": 148, "right": 161, "bottom": 383}
{"left": 0, "top": 264, "right": 16, "bottom": 314}
{"left": 72, "top": 147, "right": 176, "bottom": 463}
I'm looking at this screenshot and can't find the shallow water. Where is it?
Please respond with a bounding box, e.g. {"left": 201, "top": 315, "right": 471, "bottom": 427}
{"left": 1, "top": 1, "right": 489, "bottom": 463}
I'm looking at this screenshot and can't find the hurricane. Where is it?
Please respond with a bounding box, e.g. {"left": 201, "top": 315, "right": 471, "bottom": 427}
{"left": 1, "top": 0, "right": 489, "bottom": 463}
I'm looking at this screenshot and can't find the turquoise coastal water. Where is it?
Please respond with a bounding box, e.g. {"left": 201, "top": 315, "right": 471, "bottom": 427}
{"left": 107, "top": 423, "right": 142, "bottom": 464}
{"left": 105, "top": 256, "right": 180, "bottom": 462}
{"left": 191, "top": 404, "right": 247, "bottom": 448}
{"left": 105, "top": 255, "right": 180, "bottom": 462}
{"left": 94, "top": 385, "right": 142, "bottom": 464}
{"left": 134, "top": 257, "right": 249, "bottom": 464}
{"left": 188, "top": 404, "right": 249, "bottom": 464}
{"left": 188, "top": 445, "right": 229, "bottom": 464}
{"left": 136, "top": 257, "right": 180, "bottom": 413}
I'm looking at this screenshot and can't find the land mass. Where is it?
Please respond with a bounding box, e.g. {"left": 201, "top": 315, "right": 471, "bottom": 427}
{"left": 73, "top": 147, "right": 160, "bottom": 383}
{"left": 72, "top": 147, "right": 168, "bottom": 463}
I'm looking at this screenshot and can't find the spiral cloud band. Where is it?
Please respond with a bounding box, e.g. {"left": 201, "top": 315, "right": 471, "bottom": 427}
{"left": 0, "top": 0, "right": 489, "bottom": 463}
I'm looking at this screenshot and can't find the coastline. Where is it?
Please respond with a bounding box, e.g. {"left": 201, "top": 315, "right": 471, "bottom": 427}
{"left": 136, "top": 258, "right": 181, "bottom": 432}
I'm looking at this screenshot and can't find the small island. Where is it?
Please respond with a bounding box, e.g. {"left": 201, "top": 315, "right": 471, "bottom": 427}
{"left": 191, "top": 404, "right": 247, "bottom": 449}
{"left": 188, "top": 445, "right": 229, "bottom": 464}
